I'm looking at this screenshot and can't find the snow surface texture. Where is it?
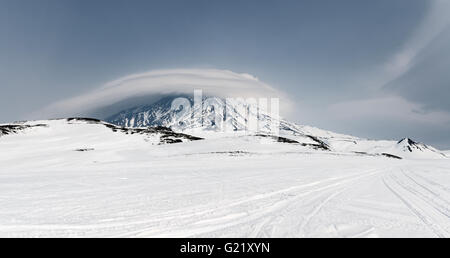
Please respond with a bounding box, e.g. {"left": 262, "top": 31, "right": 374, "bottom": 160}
{"left": 0, "top": 118, "right": 449, "bottom": 237}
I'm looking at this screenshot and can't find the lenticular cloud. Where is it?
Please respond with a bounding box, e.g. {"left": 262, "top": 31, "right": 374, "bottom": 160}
{"left": 34, "top": 69, "right": 290, "bottom": 119}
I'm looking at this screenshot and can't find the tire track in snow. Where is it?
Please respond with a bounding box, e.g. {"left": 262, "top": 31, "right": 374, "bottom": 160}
{"left": 249, "top": 169, "right": 384, "bottom": 237}
{"left": 297, "top": 190, "right": 345, "bottom": 237}
{"left": 382, "top": 173, "right": 450, "bottom": 238}
{"left": 3, "top": 168, "right": 389, "bottom": 238}
{"left": 118, "top": 169, "right": 385, "bottom": 237}
{"left": 400, "top": 171, "right": 450, "bottom": 216}
{"left": 410, "top": 171, "right": 450, "bottom": 199}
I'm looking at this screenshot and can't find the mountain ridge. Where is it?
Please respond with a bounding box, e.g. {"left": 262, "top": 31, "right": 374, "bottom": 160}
{"left": 103, "top": 95, "right": 447, "bottom": 159}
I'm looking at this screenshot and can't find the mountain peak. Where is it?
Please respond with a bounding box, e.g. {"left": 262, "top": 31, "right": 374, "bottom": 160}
{"left": 105, "top": 95, "right": 280, "bottom": 134}
{"left": 397, "top": 138, "right": 417, "bottom": 145}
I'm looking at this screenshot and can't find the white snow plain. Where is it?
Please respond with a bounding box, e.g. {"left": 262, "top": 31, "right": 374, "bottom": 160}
{"left": 0, "top": 119, "right": 449, "bottom": 238}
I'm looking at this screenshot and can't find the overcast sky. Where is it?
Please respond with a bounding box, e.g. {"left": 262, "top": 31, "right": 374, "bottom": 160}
{"left": 1, "top": 0, "right": 450, "bottom": 149}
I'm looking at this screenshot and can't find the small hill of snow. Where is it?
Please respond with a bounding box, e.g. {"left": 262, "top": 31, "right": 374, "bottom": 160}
{"left": 0, "top": 118, "right": 203, "bottom": 149}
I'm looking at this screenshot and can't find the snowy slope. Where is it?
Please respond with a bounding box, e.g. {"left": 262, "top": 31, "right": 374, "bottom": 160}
{"left": 0, "top": 118, "right": 449, "bottom": 237}
{"left": 105, "top": 96, "right": 447, "bottom": 160}
{"left": 0, "top": 118, "right": 202, "bottom": 151}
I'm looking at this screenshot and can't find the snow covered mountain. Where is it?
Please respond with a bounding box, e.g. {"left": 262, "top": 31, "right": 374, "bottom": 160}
{"left": 1, "top": 116, "right": 450, "bottom": 237}
{"left": 105, "top": 95, "right": 447, "bottom": 160}
{"left": 0, "top": 95, "right": 448, "bottom": 238}
{"left": 106, "top": 96, "right": 188, "bottom": 129}
{"left": 106, "top": 95, "right": 272, "bottom": 133}
{"left": 395, "top": 138, "right": 447, "bottom": 159}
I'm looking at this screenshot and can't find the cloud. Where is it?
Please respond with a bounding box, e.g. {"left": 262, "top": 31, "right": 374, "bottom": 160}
{"left": 328, "top": 96, "right": 450, "bottom": 125}
{"left": 378, "top": 0, "right": 450, "bottom": 116}
{"left": 320, "top": 95, "right": 450, "bottom": 149}
{"left": 32, "top": 69, "right": 292, "bottom": 119}
{"left": 381, "top": 0, "right": 450, "bottom": 87}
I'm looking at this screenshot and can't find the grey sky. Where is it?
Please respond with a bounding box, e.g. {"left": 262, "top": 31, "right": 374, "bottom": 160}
{"left": 1, "top": 0, "right": 450, "bottom": 149}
